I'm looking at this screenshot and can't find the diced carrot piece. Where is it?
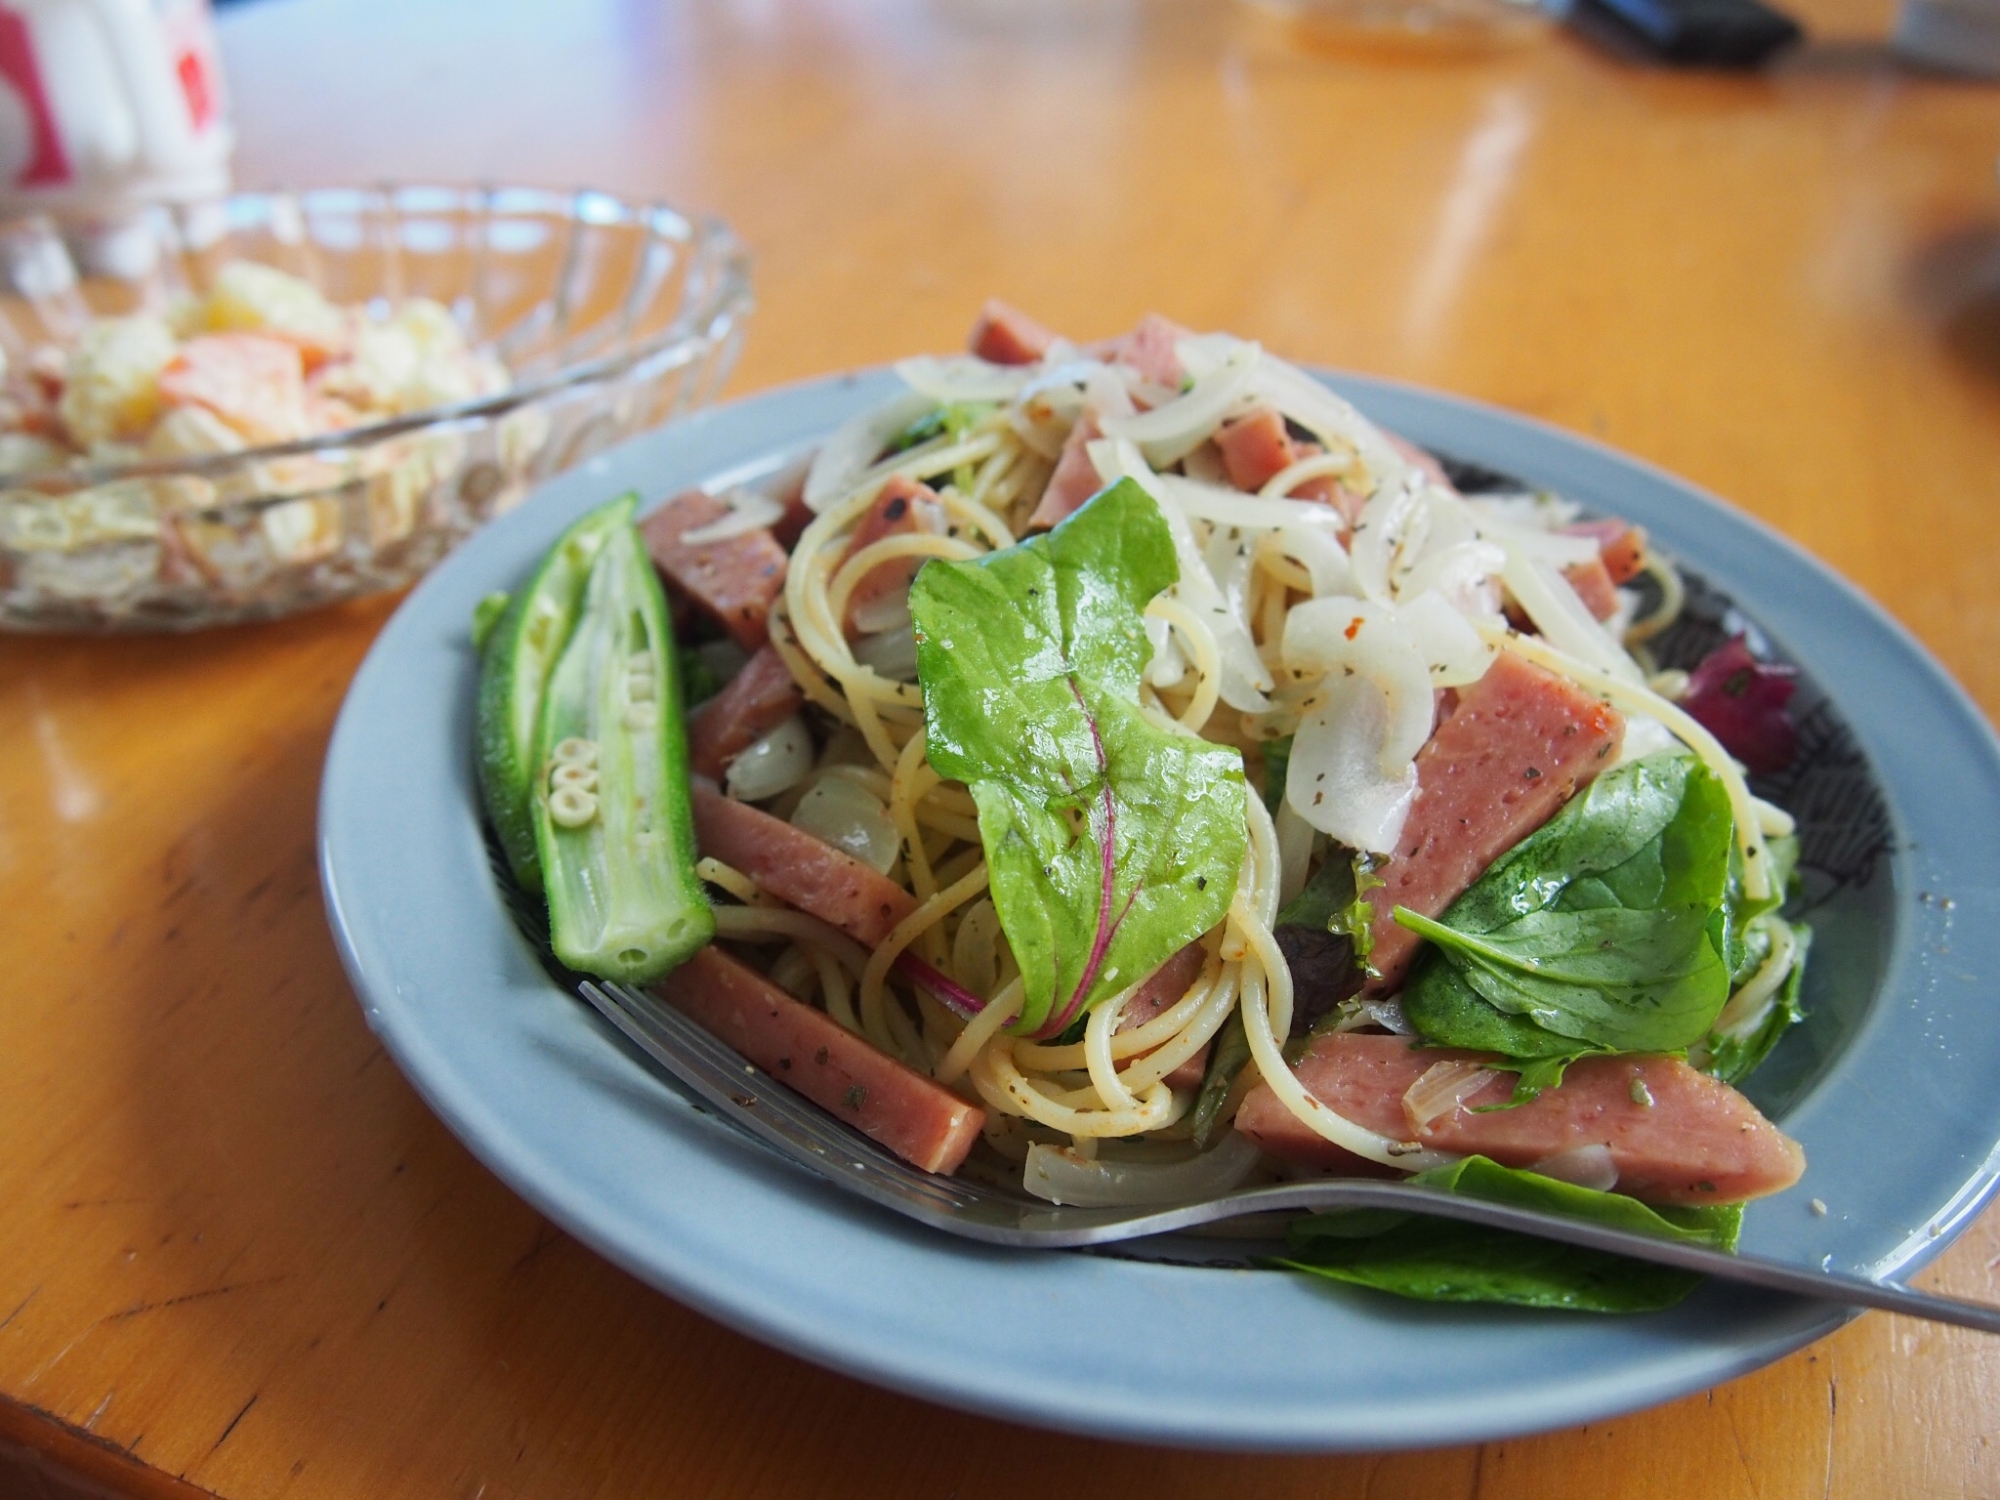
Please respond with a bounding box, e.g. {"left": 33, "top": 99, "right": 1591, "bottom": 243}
{"left": 640, "top": 491, "right": 789, "bottom": 652}
{"left": 655, "top": 946, "right": 986, "bottom": 1174}
{"left": 692, "top": 780, "right": 916, "bottom": 947}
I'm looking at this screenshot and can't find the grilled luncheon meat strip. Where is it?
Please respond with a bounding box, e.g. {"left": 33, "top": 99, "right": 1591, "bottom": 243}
{"left": 685, "top": 645, "right": 804, "bottom": 781}
{"left": 1234, "top": 1034, "right": 1806, "bottom": 1205}
{"left": 1362, "top": 651, "right": 1626, "bottom": 995}
{"left": 640, "top": 489, "right": 788, "bottom": 652}
{"left": 691, "top": 780, "right": 917, "bottom": 948}
{"left": 655, "top": 946, "right": 986, "bottom": 1174}
{"left": 1027, "top": 408, "right": 1103, "bottom": 532}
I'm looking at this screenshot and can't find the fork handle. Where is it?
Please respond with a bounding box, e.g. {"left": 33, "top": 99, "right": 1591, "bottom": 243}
{"left": 1125, "top": 1183, "right": 2000, "bottom": 1334}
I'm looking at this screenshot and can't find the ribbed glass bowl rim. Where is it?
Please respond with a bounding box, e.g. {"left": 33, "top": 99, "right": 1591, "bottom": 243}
{"left": 0, "top": 184, "right": 755, "bottom": 494}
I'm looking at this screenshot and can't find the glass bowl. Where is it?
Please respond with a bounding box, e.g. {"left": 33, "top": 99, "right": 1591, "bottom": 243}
{"left": 0, "top": 184, "right": 753, "bottom": 631}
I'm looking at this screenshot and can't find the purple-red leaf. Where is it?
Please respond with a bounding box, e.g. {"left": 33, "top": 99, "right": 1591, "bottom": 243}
{"left": 1681, "top": 635, "right": 1797, "bottom": 776}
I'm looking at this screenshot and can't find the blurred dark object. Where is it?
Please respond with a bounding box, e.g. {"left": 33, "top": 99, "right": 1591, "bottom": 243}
{"left": 1564, "top": 0, "right": 1803, "bottom": 64}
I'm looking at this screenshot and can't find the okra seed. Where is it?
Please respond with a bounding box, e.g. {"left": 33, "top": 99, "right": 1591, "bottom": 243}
{"left": 623, "top": 701, "right": 660, "bottom": 731}
{"left": 551, "top": 763, "right": 599, "bottom": 792}
{"left": 549, "top": 786, "right": 599, "bottom": 828}
{"left": 552, "top": 737, "right": 599, "bottom": 767}
{"left": 627, "top": 671, "right": 658, "bottom": 703}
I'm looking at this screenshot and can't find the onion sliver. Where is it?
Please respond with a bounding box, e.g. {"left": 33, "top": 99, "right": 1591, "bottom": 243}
{"left": 804, "top": 389, "right": 936, "bottom": 512}
{"left": 1150, "top": 470, "right": 1345, "bottom": 532}
{"left": 1099, "top": 338, "right": 1261, "bottom": 468}
{"left": 1023, "top": 1132, "right": 1263, "bottom": 1207}
{"left": 724, "top": 714, "right": 815, "bottom": 802}
{"left": 1286, "top": 673, "right": 1419, "bottom": 854}
{"left": 895, "top": 354, "right": 1028, "bottom": 405}
{"left": 1402, "top": 1060, "right": 1501, "bottom": 1136}
{"left": 1529, "top": 1143, "right": 1620, "bottom": 1193}
{"left": 679, "top": 488, "right": 786, "bottom": 546}
{"left": 1283, "top": 597, "right": 1435, "bottom": 769}
{"left": 790, "top": 774, "right": 901, "bottom": 874}
{"left": 1397, "top": 588, "right": 1496, "bottom": 688}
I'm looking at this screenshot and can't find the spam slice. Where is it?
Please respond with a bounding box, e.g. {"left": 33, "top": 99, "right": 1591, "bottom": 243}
{"left": 686, "top": 645, "right": 804, "bottom": 780}
{"left": 1235, "top": 1033, "right": 1805, "bottom": 1206}
{"left": 968, "top": 300, "right": 1056, "bottom": 366}
{"left": 691, "top": 780, "right": 917, "bottom": 947}
{"left": 1027, "top": 409, "right": 1103, "bottom": 531}
{"left": 656, "top": 946, "right": 985, "bottom": 1174}
{"left": 839, "top": 474, "right": 941, "bottom": 633}
{"left": 640, "top": 490, "right": 788, "bottom": 651}
{"left": 1363, "top": 652, "right": 1624, "bottom": 994}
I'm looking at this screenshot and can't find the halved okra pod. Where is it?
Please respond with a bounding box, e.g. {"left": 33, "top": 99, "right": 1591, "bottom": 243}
{"left": 529, "top": 516, "right": 713, "bottom": 982}
{"left": 476, "top": 496, "right": 637, "bottom": 890}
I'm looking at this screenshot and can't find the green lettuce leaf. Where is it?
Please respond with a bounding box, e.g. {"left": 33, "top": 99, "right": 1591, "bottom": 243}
{"left": 910, "top": 479, "right": 1247, "bottom": 1034}
{"left": 1278, "top": 1155, "right": 1741, "bottom": 1313}
{"left": 1399, "top": 752, "right": 1735, "bottom": 1067}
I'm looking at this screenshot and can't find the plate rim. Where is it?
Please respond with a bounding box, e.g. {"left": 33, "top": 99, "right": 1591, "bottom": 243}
{"left": 319, "top": 365, "right": 2000, "bottom": 1450}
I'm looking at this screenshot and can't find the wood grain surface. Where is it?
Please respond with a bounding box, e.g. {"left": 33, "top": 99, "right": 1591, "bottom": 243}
{"left": 3, "top": 0, "right": 1998, "bottom": 1494}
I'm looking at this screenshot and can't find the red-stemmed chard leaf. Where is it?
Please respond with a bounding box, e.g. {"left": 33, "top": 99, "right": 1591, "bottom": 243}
{"left": 910, "top": 479, "right": 1246, "bottom": 1035}
{"left": 1681, "top": 635, "right": 1798, "bottom": 776}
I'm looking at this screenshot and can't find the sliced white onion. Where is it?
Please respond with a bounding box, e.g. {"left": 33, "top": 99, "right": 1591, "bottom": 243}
{"left": 1348, "top": 472, "right": 1427, "bottom": 604}
{"left": 1340, "top": 997, "right": 1414, "bottom": 1035}
{"left": 1275, "top": 522, "right": 1357, "bottom": 598}
{"left": 1614, "top": 711, "right": 1680, "bottom": 766}
{"left": 678, "top": 487, "right": 787, "bottom": 546}
{"left": 1248, "top": 355, "right": 1411, "bottom": 496}
{"left": 803, "top": 389, "right": 936, "bottom": 512}
{"left": 1015, "top": 358, "right": 1137, "bottom": 421}
{"left": 895, "top": 354, "right": 1028, "bottom": 404}
{"left": 724, "top": 714, "right": 814, "bottom": 801}
{"left": 1285, "top": 673, "right": 1419, "bottom": 855}
{"left": 1475, "top": 509, "right": 1602, "bottom": 568}
{"left": 1099, "top": 338, "right": 1261, "bottom": 468}
{"left": 1023, "top": 1132, "right": 1263, "bottom": 1207}
{"left": 849, "top": 588, "right": 912, "bottom": 637}
{"left": 1530, "top": 1143, "right": 1620, "bottom": 1193}
{"left": 1466, "top": 491, "right": 1582, "bottom": 532}
{"left": 1397, "top": 588, "right": 1496, "bottom": 688}
{"left": 1283, "top": 597, "right": 1436, "bottom": 769}
{"left": 1500, "top": 546, "right": 1641, "bottom": 682}
{"left": 790, "top": 774, "right": 901, "bottom": 874}
{"left": 1394, "top": 538, "right": 1506, "bottom": 618}
{"left": 1090, "top": 436, "right": 1272, "bottom": 711}
{"left": 851, "top": 620, "right": 920, "bottom": 680}
{"left": 1402, "top": 1060, "right": 1501, "bottom": 1136}
{"left": 1149, "top": 469, "right": 1344, "bottom": 532}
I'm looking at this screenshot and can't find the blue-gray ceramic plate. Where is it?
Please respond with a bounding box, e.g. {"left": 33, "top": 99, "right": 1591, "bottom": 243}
{"left": 319, "top": 370, "right": 2000, "bottom": 1451}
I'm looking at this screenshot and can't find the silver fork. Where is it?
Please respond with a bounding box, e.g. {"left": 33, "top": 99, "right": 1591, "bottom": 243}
{"left": 577, "top": 979, "right": 2000, "bottom": 1335}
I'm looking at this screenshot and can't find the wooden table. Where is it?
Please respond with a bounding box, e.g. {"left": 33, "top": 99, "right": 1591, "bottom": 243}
{"left": 3, "top": 0, "right": 1997, "bottom": 1494}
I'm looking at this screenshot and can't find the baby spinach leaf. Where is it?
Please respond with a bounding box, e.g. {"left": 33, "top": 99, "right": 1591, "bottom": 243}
{"left": 1399, "top": 753, "right": 1736, "bottom": 1064}
{"left": 911, "top": 479, "right": 1246, "bottom": 1035}
{"left": 1277, "top": 1155, "right": 1740, "bottom": 1313}
{"left": 1702, "top": 922, "right": 1812, "bottom": 1086}
{"left": 1273, "top": 849, "right": 1381, "bottom": 1029}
